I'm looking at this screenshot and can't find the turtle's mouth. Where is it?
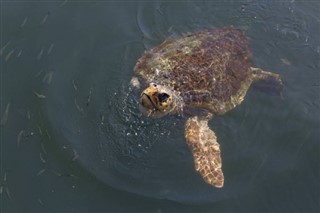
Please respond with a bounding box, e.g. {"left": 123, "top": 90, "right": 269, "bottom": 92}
{"left": 140, "top": 93, "right": 159, "bottom": 111}
{"left": 139, "top": 84, "right": 176, "bottom": 118}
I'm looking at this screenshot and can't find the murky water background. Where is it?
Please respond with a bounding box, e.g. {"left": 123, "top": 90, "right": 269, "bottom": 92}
{"left": 1, "top": 1, "right": 319, "bottom": 212}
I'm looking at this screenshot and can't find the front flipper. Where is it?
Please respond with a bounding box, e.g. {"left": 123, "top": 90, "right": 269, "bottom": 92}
{"left": 250, "top": 67, "right": 283, "bottom": 96}
{"left": 130, "top": 76, "right": 141, "bottom": 89}
{"left": 185, "top": 115, "right": 224, "bottom": 188}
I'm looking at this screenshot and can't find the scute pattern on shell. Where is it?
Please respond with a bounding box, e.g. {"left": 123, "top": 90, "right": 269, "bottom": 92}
{"left": 134, "top": 27, "right": 252, "bottom": 114}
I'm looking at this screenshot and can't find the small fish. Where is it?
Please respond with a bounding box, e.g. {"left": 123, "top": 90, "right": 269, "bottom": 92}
{"left": 37, "top": 48, "right": 44, "bottom": 60}
{"left": 26, "top": 110, "right": 31, "bottom": 120}
{"left": 42, "top": 71, "right": 54, "bottom": 84}
{"left": 36, "top": 69, "right": 44, "bottom": 77}
{"left": 72, "top": 80, "right": 78, "bottom": 91}
{"left": 100, "top": 115, "right": 105, "bottom": 125}
{"left": 21, "top": 17, "right": 28, "bottom": 27}
{"left": 40, "top": 13, "right": 49, "bottom": 25}
{"left": 74, "top": 98, "right": 83, "bottom": 112}
{"left": 38, "top": 125, "right": 43, "bottom": 135}
{"left": 59, "top": 0, "right": 68, "bottom": 7}
{"left": 41, "top": 143, "right": 47, "bottom": 154}
{"left": 45, "top": 130, "right": 51, "bottom": 140}
{"left": 16, "top": 50, "right": 22, "bottom": 58}
{"left": 47, "top": 43, "right": 55, "bottom": 55}
{"left": 37, "top": 169, "right": 46, "bottom": 176}
{"left": 0, "top": 41, "right": 11, "bottom": 56}
{"left": 17, "top": 130, "right": 25, "bottom": 148}
{"left": 0, "top": 102, "right": 11, "bottom": 126}
{"left": 38, "top": 198, "right": 44, "bottom": 206}
{"left": 40, "top": 153, "right": 46, "bottom": 163}
{"left": 65, "top": 173, "right": 79, "bottom": 179}
{"left": 33, "top": 91, "right": 46, "bottom": 99}
{"left": 3, "top": 172, "right": 7, "bottom": 182}
{"left": 5, "top": 187, "right": 12, "bottom": 200}
{"left": 156, "top": 7, "right": 164, "bottom": 16}
{"left": 51, "top": 170, "right": 62, "bottom": 177}
{"left": 5, "top": 49, "right": 15, "bottom": 61}
{"left": 86, "top": 88, "right": 93, "bottom": 106}
{"left": 72, "top": 149, "right": 79, "bottom": 161}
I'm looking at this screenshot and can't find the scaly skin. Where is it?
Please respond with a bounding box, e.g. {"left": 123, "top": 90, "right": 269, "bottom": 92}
{"left": 132, "top": 27, "right": 283, "bottom": 187}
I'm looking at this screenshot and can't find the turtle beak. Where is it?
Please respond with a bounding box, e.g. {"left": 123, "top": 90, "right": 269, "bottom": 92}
{"left": 140, "top": 93, "right": 159, "bottom": 110}
{"left": 139, "top": 85, "right": 175, "bottom": 118}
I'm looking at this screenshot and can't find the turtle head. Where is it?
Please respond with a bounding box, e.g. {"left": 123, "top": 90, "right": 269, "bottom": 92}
{"left": 139, "top": 83, "right": 181, "bottom": 118}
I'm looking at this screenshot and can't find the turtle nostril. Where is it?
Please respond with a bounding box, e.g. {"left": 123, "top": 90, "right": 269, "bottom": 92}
{"left": 158, "top": 93, "right": 170, "bottom": 102}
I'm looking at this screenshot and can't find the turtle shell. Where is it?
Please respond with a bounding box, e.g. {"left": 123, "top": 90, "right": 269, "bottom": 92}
{"left": 134, "top": 27, "right": 253, "bottom": 115}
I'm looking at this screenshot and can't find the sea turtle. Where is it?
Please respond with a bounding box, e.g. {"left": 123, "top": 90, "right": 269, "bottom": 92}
{"left": 130, "top": 26, "right": 283, "bottom": 188}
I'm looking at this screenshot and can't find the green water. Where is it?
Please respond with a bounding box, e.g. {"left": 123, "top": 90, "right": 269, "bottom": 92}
{"left": 1, "top": 1, "right": 319, "bottom": 212}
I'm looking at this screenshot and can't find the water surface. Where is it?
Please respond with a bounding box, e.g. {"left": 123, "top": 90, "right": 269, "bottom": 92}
{"left": 1, "top": 1, "right": 319, "bottom": 212}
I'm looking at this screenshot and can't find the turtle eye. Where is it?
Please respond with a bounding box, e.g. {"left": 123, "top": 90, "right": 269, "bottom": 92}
{"left": 157, "top": 93, "right": 169, "bottom": 102}
{"left": 153, "top": 83, "right": 157, "bottom": 87}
